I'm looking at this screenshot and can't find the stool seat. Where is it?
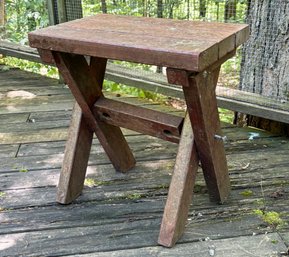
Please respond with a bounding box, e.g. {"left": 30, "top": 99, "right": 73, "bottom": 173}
{"left": 29, "top": 14, "right": 248, "bottom": 71}
{"left": 29, "top": 14, "right": 249, "bottom": 247}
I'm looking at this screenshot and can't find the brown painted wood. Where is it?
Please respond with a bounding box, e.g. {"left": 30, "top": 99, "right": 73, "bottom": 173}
{"left": 26, "top": 14, "right": 248, "bottom": 247}
{"left": 37, "top": 48, "right": 55, "bottom": 65}
{"left": 158, "top": 114, "right": 199, "bottom": 247}
{"left": 56, "top": 55, "right": 107, "bottom": 204}
{"left": 177, "top": 67, "right": 230, "bottom": 203}
{"left": 52, "top": 52, "right": 135, "bottom": 172}
{"left": 29, "top": 14, "right": 249, "bottom": 71}
{"left": 93, "top": 97, "right": 183, "bottom": 143}
{"left": 57, "top": 102, "right": 93, "bottom": 204}
{"left": 89, "top": 57, "right": 107, "bottom": 90}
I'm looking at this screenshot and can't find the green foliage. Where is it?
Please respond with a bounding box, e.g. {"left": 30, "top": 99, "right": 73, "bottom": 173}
{"left": 1, "top": 57, "right": 59, "bottom": 78}
{"left": 218, "top": 108, "right": 234, "bottom": 123}
{"left": 240, "top": 189, "right": 254, "bottom": 197}
{"left": 253, "top": 209, "right": 285, "bottom": 228}
{"left": 0, "top": 192, "right": 6, "bottom": 198}
{"left": 125, "top": 192, "right": 142, "bottom": 200}
{"left": 84, "top": 178, "right": 111, "bottom": 187}
{"left": 5, "top": 0, "right": 49, "bottom": 44}
{"left": 82, "top": 0, "right": 247, "bottom": 22}
{"left": 19, "top": 167, "right": 29, "bottom": 173}
{"left": 104, "top": 80, "right": 166, "bottom": 102}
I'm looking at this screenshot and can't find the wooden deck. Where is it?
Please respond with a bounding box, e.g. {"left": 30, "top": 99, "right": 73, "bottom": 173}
{"left": 0, "top": 65, "right": 289, "bottom": 256}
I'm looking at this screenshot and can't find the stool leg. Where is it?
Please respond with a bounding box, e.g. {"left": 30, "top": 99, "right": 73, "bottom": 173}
{"left": 52, "top": 52, "right": 136, "bottom": 172}
{"left": 182, "top": 68, "right": 230, "bottom": 203}
{"left": 158, "top": 114, "right": 199, "bottom": 247}
{"left": 57, "top": 102, "right": 93, "bottom": 204}
{"left": 166, "top": 67, "right": 230, "bottom": 204}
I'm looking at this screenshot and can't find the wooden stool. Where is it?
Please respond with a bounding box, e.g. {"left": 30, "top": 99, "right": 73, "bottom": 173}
{"left": 29, "top": 14, "right": 249, "bottom": 247}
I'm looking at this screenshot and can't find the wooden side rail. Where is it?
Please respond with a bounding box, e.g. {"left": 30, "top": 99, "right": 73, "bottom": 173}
{"left": 93, "top": 97, "right": 183, "bottom": 143}
{"left": 0, "top": 40, "right": 41, "bottom": 63}
{"left": 1, "top": 40, "right": 289, "bottom": 124}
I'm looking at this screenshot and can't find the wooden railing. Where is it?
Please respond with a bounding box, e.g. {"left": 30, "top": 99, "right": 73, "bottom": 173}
{"left": 1, "top": 40, "right": 289, "bottom": 124}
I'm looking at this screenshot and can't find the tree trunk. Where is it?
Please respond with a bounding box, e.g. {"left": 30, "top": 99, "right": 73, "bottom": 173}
{"left": 238, "top": 0, "right": 289, "bottom": 134}
{"left": 0, "top": 0, "right": 5, "bottom": 39}
{"left": 240, "top": 0, "right": 289, "bottom": 99}
{"left": 157, "top": 0, "right": 163, "bottom": 18}
{"left": 101, "top": 0, "right": 107, "bottom": 13}
{"left": 186, "top": 0, "right": 190, "bottom": 19}
{"left": 199, "top": 0, "right": 206, "bottom": 18}
{"left": 143, "top": 0, "right": 148, "bottom": 17}
{"left": 57, "top": 0, "right": 67, "bottom": 23}
{"left": 224, "top": 0, "right": 237, "bottom": 22}
{"left": 0, "top": 0, "right": 4, "bottom": 26}
{"left": 168, "top": 2, "right": 175, "bottom": 19}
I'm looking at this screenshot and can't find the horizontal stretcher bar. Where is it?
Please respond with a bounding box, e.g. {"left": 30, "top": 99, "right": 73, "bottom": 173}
{"left": 93, "top": 97, "right": 184, "bottom": 143}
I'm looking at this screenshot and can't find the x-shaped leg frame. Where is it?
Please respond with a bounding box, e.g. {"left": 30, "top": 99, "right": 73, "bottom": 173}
{"left": 44, "top": 50, "right": 230, "bottom": 248}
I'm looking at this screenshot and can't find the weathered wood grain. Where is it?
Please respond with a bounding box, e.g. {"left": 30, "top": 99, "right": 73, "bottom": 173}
{"left": 52, "top": 52, "right": 136, "bottom": 172}
{"left": 0, "top": 119, "right": 70, "bottom": 133}
{"left": 0, "top": 93, "right": 72, "bottom": 107}
{"left": 0, "top": 128, "right": 68, "bottom": 145}
{"left": 0, "top": 40, "right": 41, "bottom": 63}
{"left": 158, "top": 115, "right": 198, "bottom": 247}
{"left": 56, "top": 56, "right": 107, "bottom": 204}
{"left": 0, "top": 207, "right": 286, "bottom": 256}
{"left": 29, "top": 14, "right": 248, "bottom": 71}
{"left": 0, "top": 94, "right": 74, "bottom": 115}
{"left": 1, "top": 131, "right": 288, "bottom": 174}
{"left": 1, "top": 67, "right": 289, "bottom": 256}
{"left": 0, "top": 114, "right": 274, "bottom": 145}
{"left": 65, "top": 233, "right": 286, "bottom": 257}
{"left": 93, "top": 98, "right": 183, "bottom": 143}
{"left": 0, "top": 113, "right": 29, "bottom": 124}
{"left": 57, "top": 103, "right": 94, "bottom": 204}
{"left": 0, "top": 144, "right": 19, "bottom": 158}
{"left": 178, "top": 67, "right": 230, "bottom": 204}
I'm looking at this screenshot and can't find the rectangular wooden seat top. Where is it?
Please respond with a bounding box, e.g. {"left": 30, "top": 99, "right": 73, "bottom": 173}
{"left": 29, "top": 14, "right": 248, "bottom": 71}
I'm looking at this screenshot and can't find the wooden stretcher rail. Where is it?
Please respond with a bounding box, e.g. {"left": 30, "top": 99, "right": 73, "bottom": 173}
{"left": 1, "top": 40, "right": 289, "bottom": 124}
{"left": 93, "top": 97, "right": 183, "bottom": 143}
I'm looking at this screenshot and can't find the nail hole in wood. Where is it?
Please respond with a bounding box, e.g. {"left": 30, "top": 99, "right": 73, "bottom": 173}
{"left": 163, "top": 129, "right": 172, "bottom": 136}
{"left": 102, "top": 112, "right": 111, "bottom": 118}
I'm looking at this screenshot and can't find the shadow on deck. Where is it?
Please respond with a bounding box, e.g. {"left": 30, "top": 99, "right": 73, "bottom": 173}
{"left": 0, "top": 66, "right": 289, "bottom": 256}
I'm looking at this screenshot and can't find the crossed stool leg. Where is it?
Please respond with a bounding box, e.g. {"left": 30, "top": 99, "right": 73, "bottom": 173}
{"left": 48, "top": 51, "right": 230, "bottom": 247}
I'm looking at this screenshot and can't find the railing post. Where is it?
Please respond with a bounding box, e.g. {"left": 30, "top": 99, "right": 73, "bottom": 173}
{"left": 57, "top": 0, "right": 67, "bottom": 23}
{"left": 46, "top": 0, "right": 57, "bottom": 25}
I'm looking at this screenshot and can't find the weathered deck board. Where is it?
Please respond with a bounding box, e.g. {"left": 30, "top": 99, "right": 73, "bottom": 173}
{"left": 65, "top": 233, "right": 286, "bottom": 257}
{"left": 0, "top": 65, "right": 289, "bottom": 256}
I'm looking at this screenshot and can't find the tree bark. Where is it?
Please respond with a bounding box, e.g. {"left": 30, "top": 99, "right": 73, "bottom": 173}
{"left": 157, "top": 0, "right": 163, "bottom": 18}
{"left": 101, "top": 0, "right": 107, "bottom": 13}
{"left": 240, "top": 0, "right": 289, "bottom": 100}
{"left": 0, "top": 0, "right": 5, "bottom": 39}
{"left": 168, "top": 1, "right": 175, "bottom": 19}
{"left": 238, "top": 0, "right": 289, "bottom": 134}
{"left": 143, "top": 0, "right": 148, "bottom": 17}
{"left": 199, "top": 0, "right": 206, "bottom": 18}
{"left": 186, "top": 0, "right": 190, "bottom": 19}
{"left": 0, "top": 0, "right": 4, "bottom": 26}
